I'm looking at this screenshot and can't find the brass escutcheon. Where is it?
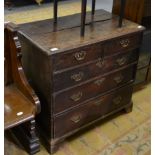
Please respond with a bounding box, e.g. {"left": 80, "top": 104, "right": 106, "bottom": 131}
{"left": 93, "top": 99, "right": 103, "bottom": 106}
{"left": 71, "top": 72, "right": 84, "bottom": 82}
{"left": 74, "top": 51, "right": 86, "bottom": 61}
{"left": 120, "top": 39, "right": 130, "bottom": 48}
{"left": 94, "top": 77, "right": 105, "bottom": 86}
{"left": 70, "top": 92, "right": 82, "bottom": 102}
{"left": 114, "top": 75, "right": 123, "bottom": 84}
{"left": 71, "top": 114, "right": 81, "bottom": 123}
{"left": 96, "top": 58, "right": 105, "bottom": 68}
{"left": 113, "top": 96, "right": 122, "bottom": 105}
{"left": 116, "top": 57, "right": 127, "bottom": 66}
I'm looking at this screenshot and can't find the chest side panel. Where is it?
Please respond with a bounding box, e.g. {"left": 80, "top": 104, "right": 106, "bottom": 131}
{"left": 18, "top": 32, "right": 54, "bottom": 137}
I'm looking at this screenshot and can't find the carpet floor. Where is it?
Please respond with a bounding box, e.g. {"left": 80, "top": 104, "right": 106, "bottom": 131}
{"left": 4, "top": 2, "right": 151, "bottom": 155}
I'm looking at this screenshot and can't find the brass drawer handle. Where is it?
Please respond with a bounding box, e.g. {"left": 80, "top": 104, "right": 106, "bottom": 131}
{"left": 71, "top": 72, "right": 84, "bottom": 82}
{"left": 96, "top": 58, "right": 105, "bottom": 68}
{"left": 94, "top": 77, "right": 105, "bottom": 86}
{"left": 71, "top": 115, "right": 81, "bottom": 123}
{"left": 113, "top": 96, "right": 122, "bottom": 105}
{"left": 114, "top": 75, "right": 123, "bottom": 84}
{"left": 70, "top": 92, "right": 82, "bottom": 102}
{"left": 116, "top": 57, "right": 127, "bottom": 66}
{"left": 74, "top": 51, "right": 86, "bottom": 61}
{"left": 93, "top": 99, "right": 103, "bottom": 106}
{"left": 120, "top": 39, "right": 130, "bottom": 48}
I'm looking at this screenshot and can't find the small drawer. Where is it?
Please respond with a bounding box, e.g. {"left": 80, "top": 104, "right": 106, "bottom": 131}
{"left": 52, "top": 42, "right": 104, "bottom": 71}
{"left": 53, "top": 65, "right": 135, "bottom": 113}
{"left": 104, "top": 34, "right": 141, "bottom": 56}
{"left": 54, "top": 85, "right": 133, "bottom": 138}
{"left": 53, "top": 50, "right": 138, "bottom": 91}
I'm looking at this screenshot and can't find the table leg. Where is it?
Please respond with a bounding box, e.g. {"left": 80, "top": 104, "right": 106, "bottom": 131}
{"left": 119, "top": 0, "right": 126, "bottom": 27}
{"left": 81, "top": 0, "right": 87, "bottom": 37}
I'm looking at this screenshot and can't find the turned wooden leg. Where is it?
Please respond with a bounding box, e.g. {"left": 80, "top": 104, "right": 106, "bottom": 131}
{"left": 124, "top": 102, "right": 133, "bottom": 113}
{"left": 12, "top": 119, "right": 40, "bottom": 155}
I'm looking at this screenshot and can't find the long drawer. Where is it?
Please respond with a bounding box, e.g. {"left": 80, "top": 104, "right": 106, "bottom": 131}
{"left": 52, "top": 33, "right": 141, "bottom": 71}
{"left": 53, "top": 65, "right": 135, "bottom": 114}
{"left": 53, "top": 50, "right": 138, "bottom": 91}
{"left": 54, "top": 85, "right": 133, "bottom": 138}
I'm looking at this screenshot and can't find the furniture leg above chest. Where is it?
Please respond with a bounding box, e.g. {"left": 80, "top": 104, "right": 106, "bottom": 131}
{"left": 18, "top": 10, "right": 144, "bottom": 153}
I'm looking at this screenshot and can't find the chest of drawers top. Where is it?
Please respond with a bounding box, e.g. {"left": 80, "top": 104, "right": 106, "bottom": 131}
{"left": 18, "top": 10, "right": 144, "bottom": 55}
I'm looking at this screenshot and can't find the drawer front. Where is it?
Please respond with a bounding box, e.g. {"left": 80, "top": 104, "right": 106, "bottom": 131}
{"left": 53, "top": 50, "right": 138, "bottom": 91}
{"left": 104, "top": 34, "right": 141, "bottom": 56}
{"left": 52, "top": 42, "right": 104, "bottom": 71}
{"left": 54, "top": 85, "right": 133, "bottom": 138}
{"left": 52, "top": 34, "right": 141, "bottom": 71}
{"left": 54, "top": 66, "right": 135, "bottom": 114}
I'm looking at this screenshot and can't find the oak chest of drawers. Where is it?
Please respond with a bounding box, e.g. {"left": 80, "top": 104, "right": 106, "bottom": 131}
{"left": 17, "top": 10, "right": 144, "bottom": 153}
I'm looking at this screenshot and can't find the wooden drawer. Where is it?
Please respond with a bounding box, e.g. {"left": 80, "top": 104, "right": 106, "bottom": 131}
{"left": 52, "top": 33, "right": 141, "bottom": 71}
{"left": 104, "top": 33, "right": 141, "bottom": 56}
{"left": 53, "top": 65, "right": 135, "bottom": 114}
{"left": 53, "top": 50, "right": 138, "bottom": 91}
{"left": 54, "top": 85, "right": 133, "bottom": 138}
{"left": 52, "top": 42, "right": 104, "bottom": 71}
